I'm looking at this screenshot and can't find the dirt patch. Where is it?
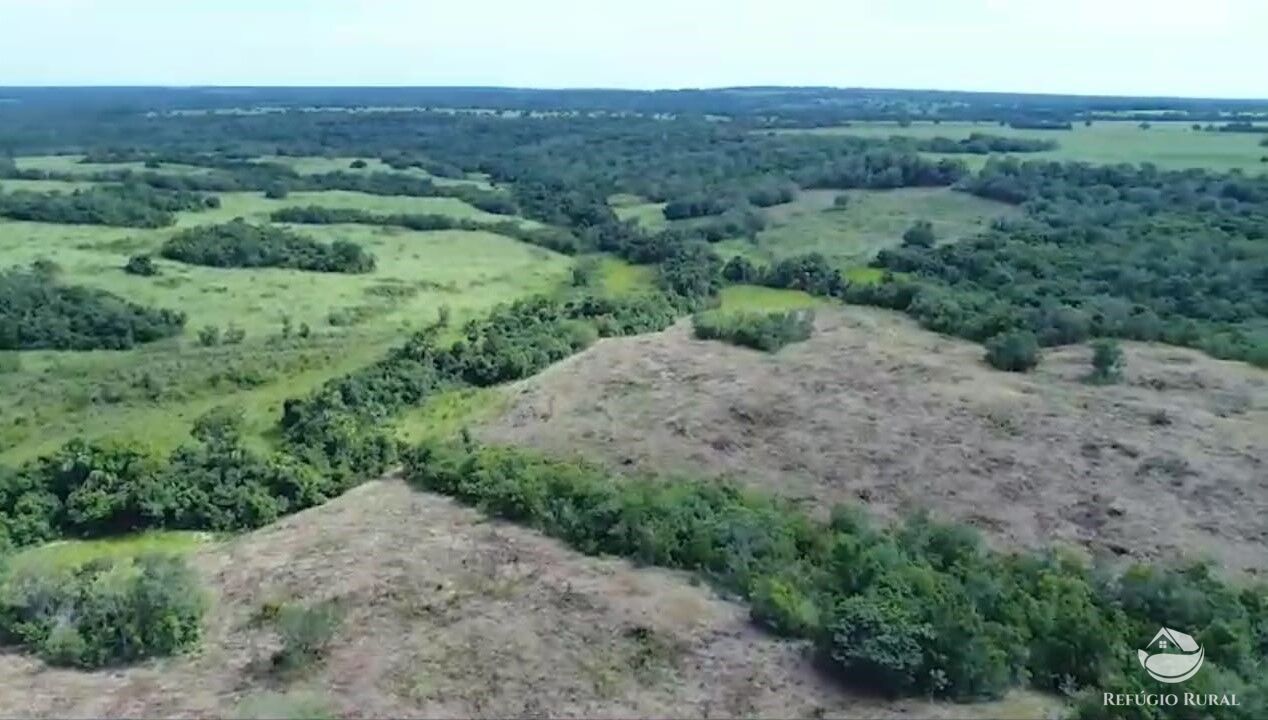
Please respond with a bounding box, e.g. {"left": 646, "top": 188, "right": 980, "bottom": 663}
{"left": 483, "top": 308, "right": 1268, "bottom": 577}
{"left": 0, "top": 480, "right": 1049, "bottom": 719}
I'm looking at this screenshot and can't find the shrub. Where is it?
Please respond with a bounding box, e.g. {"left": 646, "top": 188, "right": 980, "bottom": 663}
{"left": 984, "top": 331, "right": 1040, "bottom": 372}
{"left": 272, "top": 600, "right": 343, "bottom": 672}
{"left": 0, "top": 554, "right": 205, "bottom": 668}
{"left": 901, "top": 220, "right": 936, "bottom": 248}
{"left": 1089, "top": 338, "right": 1124, "bottom": 383}
{"left": 223, "top": 324, "right": 246, "bottom": 345}
{"left": 832, "top": 193, "right": 851, "bottom": 210}
{"left": 263, "top": 183, "right": 289, "bottom": 199}
{"left": 197, "top": 324, "right": 220, "bottom": 347}
{"left": 692, "top": 309, "right": 815, "bottom": 352}
{"left": 821, "top": 592, "right": 931, "bottom": 695}
{"left": 349, "top": 159, "right": 368, "bottom": 169}
{"left": 123, "top": 254, "right": 159, "bottom": 276}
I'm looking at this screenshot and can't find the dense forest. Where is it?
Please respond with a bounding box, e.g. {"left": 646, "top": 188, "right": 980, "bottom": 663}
{"left": 849, "top": 159, "right": 1268, "bottom": 366}
{"left": 160, "top": 220, "right": 376, "bottom": 273}
{"left": 0, "top": 268, "right": 186, "bottom": 350}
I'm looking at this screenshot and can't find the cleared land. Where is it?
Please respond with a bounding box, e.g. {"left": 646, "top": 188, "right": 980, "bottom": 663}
{"left": 482, "top": 306, "right": 1268, "bottom": 577}
{"left": 782, "top": 120, "right": 1268, "bottom": 173}
{"left": 0, "top": 479, "right": 1053, "bottom": 719}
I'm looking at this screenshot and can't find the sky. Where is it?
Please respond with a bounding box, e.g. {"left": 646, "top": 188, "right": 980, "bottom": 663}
{"left": 1, "top": 0, "right": 1264, "bottom": 98}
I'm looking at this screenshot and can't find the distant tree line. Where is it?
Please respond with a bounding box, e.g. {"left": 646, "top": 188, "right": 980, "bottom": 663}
{"left": 909, "top": 133, "right": 1058, "bottom": 154}
{"left": 845, "top": 158, "right": 1268, "bottom": 367}
{"left": 0, "top": 184, "right": 215, "bottom": 227}
{"left": 1006, "top": 119, "right": 1073, "bottom": 130}
{"left": 160, "top": 220, "right": 376, "bottom": 273}
{"left": 269, "top": 205, "right": 580, "bottom": 254}
{"left": 0, "top": 268, "right": 186, "bottom": 350}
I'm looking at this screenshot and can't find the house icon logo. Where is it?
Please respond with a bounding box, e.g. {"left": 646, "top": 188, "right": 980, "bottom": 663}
{"left": 1138, "top": 628, "right": 1204, "bottom": 683}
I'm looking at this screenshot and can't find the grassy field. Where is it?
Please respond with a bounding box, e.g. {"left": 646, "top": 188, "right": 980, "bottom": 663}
{"left": 6, "top": 530, "right": 211, "bottom": 571}
{"left": 0, "top": 163, "right": 572, "bottom": 462}
{"left": 14, "top": 154, "right": 219, "bottom": 177}
{"left": 716, "top": 284, "right": 825, "bottom": 312}
{"left": 610, "top": 193, "right": 669, "bottom": 230}
{"left": 716, "top": 187, "right": 1016, "bottom": 268}
{"left": 595, "top": 255, "right": 658, "bottom": 296}
{"left": 14, "top": 153, "right": 495, "bottom": 187}
{"left": 780, "top": 120, "right": 1268, "bottom": 173}
{"left": 0, "top": 178, "right": 98, "bottom": 192}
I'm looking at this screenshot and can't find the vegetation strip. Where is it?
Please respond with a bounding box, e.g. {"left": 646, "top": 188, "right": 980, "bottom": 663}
{"left": 401, "top": 442, "right": 1266, "bottom": 713}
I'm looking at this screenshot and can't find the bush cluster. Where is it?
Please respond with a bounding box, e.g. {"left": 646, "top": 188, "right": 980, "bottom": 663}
{"left": 0, "top": 553, "right": 205, "bottom": 668}
{"left": 161, "top": 220, "right": 375, "bottom": 273}
{"left": 0, "top": 184, "right": 214, "bottom": 227}
{"left": 270, "top": 205, "right": 579, "bottom": 255}
{"left": 692, "top": 309, "right": 814, "bottom": 352}
{"left": 403, "top": 442, "right": 1268, "bottom": 710}
{"left": 0, "top": 409, "right": 345, "bottom": 549}
{"left": 0, "top": 269, "right": 185, "bottom": 350}
{"left": 722, "top": 253, "right": 846, "bottom": 297}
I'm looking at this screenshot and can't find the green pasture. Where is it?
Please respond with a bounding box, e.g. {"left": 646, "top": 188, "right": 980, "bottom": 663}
{"left": 0, "top": 177, "right": 572, "bottom": 462}
{"left": 717, "top": 187, "right": 1014, "bottom": 267}
{"left": 257, "top": 155, "right": 494, "bottom": 188}
{"left": 13, "top": 153, "right": 495, "bottom": 188}
{"left": 594, "top": 255, "right": 657, "bottom": 296}
{"left": 0, "top": 178, "right": 98, "bottom": 193}
{"left": 6, "top": 530, "right": 212, "bottom": 572}
{"left": 717, "top": 284, "right": 825, "bottom": 313}
{"left": 781, "top": 120, "right": 1268, "bottom": 173}
{"left": 610, "top": 193, "right": 669, "bottom": 230}
{"left": 14, "top": 154, "right": 218, "bottom": 177}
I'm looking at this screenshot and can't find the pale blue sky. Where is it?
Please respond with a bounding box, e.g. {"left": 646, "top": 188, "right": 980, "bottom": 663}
{"left": 1, "top": 0, "right": 1263, "bottom": 97}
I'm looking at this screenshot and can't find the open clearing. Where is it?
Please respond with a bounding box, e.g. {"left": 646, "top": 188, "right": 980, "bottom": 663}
{"left": 0, "top": 167, "right": 570, "bottom": 462}
{"left": 12, "top": 154, "right": 495, "bottom": 188}
{"left": 718, "top": 188, "right": 1017, "bottom": 267}
{"left": 780, "top": 120, "right": 1268, "bottom": 173}
{"left": 482, "top": 306, "right": 1268, "bottom": 577}
{"left": 0, "top": 479, "right": 1053, "bottom": 719}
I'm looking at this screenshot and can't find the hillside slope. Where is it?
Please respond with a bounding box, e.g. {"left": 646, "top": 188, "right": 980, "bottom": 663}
{"left": 483, "top": 307, "right": 1268, "bottom": 576}
{"left": 0, "top": 480, "right": 1051, "bottom": 719}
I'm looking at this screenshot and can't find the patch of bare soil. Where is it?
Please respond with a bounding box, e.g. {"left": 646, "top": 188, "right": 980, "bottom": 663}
{"left": 0, "top": 480, "right": 1050, "bottom": 719}
{"left": 483, "top": 308, "right": 1268, "bottom": 576}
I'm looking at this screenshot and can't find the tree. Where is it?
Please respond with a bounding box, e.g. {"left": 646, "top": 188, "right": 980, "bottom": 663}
{"left": 124, "top": 254, "right": 159, "bottom": 276}
{"left": 223, "top": 324, "right": 246, "bottom": 345}
{"left": 984, "top": 331, "right": 1040, "bottom": 372}
{"left": 902, "top": 220, "right": 936, "bottom": 249}
{"left": 1089, "top": 339, "right": 1124, "bottom": 383}
{"left": 197, "top": 325, "right": 220, "bottom": 347}
{"left": 264, "top": 183, "right": 290, "bottom": 200}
